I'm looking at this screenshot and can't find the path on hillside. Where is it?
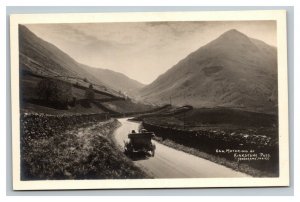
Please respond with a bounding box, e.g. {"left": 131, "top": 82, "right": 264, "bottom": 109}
{"left": 113, "top": 118, "right": 250, "bottom": 178}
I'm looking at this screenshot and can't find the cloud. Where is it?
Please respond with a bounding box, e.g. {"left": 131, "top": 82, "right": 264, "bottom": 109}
{"left": 25, "top": 21, "right": 276, "bottom": 84}
{"left": 64, "top": 24, "right": 99, "bottom": 43}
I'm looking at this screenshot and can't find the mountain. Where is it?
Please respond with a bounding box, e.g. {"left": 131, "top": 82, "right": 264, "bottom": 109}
{"left": 81, "top": 65, "right": 145, "bottom": 96}
{"left": 138, "top": 29, "right": 278, "bottom": 113}
{"left": 19, "top": 25, "right": 104, "bottom": 85}
{"left": 19, "top": 25, "right": 144, "bottom": 95}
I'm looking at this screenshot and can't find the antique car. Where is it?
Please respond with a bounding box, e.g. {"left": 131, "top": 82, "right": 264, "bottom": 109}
{"left": 124, "top": 129, "right": 156, "bottom": 157}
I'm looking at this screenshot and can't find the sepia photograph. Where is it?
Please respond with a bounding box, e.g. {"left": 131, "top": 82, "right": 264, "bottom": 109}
{"left": 10, "top": 11, "right": 289, "bottom": 190}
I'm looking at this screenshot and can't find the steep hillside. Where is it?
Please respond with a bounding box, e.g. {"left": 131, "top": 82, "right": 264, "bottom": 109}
{"left": 19, "top": 25, "right": 143, "bottom": 96}
{"left": 19, "top": 25, "right": 105, "bottom": 87}
{"left": 138, "top": 29, "right": 278, "bottom": 113}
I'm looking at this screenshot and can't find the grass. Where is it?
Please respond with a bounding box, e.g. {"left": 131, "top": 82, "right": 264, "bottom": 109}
{"left": 102, "top": 99, "right": 155, "bottom": 113}
{"left": 20, "top": 73, "right": 111, "bottom": 101}
{"left": 141, "top": 107, "right": 279, "bottom": 177}
{"left": 21, "top": 115, "right": 148, "bottom": 180}
{"left": 153, "top": 137, "right": 276, "bottom": 177}
{"left": 180, "top": 107, "right": 278, "bottom": 129}
{"left": 20, "top": 73, "right": 154, "bottom": 116}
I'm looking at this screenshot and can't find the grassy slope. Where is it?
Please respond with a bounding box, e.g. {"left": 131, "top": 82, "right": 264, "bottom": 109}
{"left": 154, "top": 137, "right": 275, "bottom": 177}
{"left": 102, "top": 100, "right": 155, "bottom": 113}
{"left": 143, "top": 107, "right": 278, "bottom": 137}
{"left": 21, "top": 74, "right": 112, "bottom": 101}
{"left": 20, "top": 73, "right": 154, "bottom": 115}
{"left": 180, "top": 107, "right": 278, "bottom": 128}
{"left": 21, "top": 118, "right": 149, "bottom": 180}
{"left": 140, "top": 107, "right": 279, "bottom": 177}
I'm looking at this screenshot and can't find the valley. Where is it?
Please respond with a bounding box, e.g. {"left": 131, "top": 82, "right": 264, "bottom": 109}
{"left": 18, "top": 24, "right": 279, "bottom": 179}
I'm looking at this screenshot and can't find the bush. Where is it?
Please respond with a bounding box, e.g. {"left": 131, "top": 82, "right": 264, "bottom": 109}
{"left": 85, "top": 84, "right": 95, "bottom": 100}
{"left": 36, "top": 78, "right": 73, "bottom": 108}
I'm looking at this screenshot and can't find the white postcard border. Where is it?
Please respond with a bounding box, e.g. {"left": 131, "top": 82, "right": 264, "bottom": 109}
{"left": 10, "top": 10, "right": 289, "bottom": 190}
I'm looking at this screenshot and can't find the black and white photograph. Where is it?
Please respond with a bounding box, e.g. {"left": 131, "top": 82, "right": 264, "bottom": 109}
{"left": 10, "top": 11, "right": 289, "bottom": 190}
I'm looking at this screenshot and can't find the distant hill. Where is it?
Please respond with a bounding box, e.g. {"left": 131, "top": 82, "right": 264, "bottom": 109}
{"left": 19, "top": 25, "right": 144, "bottom": 96}
{"left": 81, "top": 65, "right": 145, "bottom": 97}
{"left": 138, "top": 29, "right": 278, "bottom": 113}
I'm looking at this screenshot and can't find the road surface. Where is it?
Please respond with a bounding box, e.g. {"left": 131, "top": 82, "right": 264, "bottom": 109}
{"left": 113, "top": 118, "right": 250, "bottom": 178}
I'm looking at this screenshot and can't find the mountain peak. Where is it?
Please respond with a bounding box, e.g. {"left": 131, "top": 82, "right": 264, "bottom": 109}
{"left": 219, "top": 29, "right": 249, "bottom": 40}
{"left": 139, "top": 28, "right": 277, "bottom": 112}
{"left": 225, "top": 29, "right": 241, "bottom": 34}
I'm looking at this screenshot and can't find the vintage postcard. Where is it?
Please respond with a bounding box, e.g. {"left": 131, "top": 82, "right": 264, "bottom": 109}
{"left": 10, "top": 10, "right": 289, "bottom": 190}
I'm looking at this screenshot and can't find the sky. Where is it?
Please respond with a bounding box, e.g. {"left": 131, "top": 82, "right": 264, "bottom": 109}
{"left": 25, "top": 21, "right": 276, "bottom": 84}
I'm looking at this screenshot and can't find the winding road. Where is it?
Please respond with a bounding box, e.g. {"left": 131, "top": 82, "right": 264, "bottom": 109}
{"left": 113, "top": 118, "right": 250, "bottom": 178}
